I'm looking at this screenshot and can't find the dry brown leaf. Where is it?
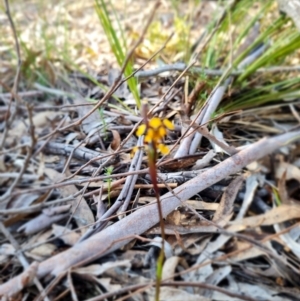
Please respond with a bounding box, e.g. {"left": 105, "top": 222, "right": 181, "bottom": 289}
{"left": 229, "top": 240, "right": 266, "bottom": 262}
{"left": 274, "top": 218, "right": 300, "bottom": 259}
{"left": 13, "top": 111, "right": 57, "bottom": 135}
{"left": 0, "top": 155, "right": 6, "bottom": 172}
{"left": 162, "top": 256, "right": 180, "bottom": 280}
{"left": 72, "top": 97, "right": 102, "bottom": 134}
{"left": 73, "top": 260, "right": 131, "bottom": 276}
{"left": 210, "top": 125, "right": 230, "bottom": 154}
{"left": 108, "top": 68, "right": 131, "bottom": 100}
{"left": 37, "top": 153, "right": 45, "bottom": 178}
{"left": 174, "top": 235, "right": 209, "bottom": 256}
{"left": 236, "top": 173, "right": 260, "bottom": 220}
{"left": 116, "top": 115, "right": 132, "bottom": 126}
{"left": 4, "top": 191, "right": 51, "bottom": 227}
{"left": 117, "top": 249, "right": 147, "bottom": 269}
{"left": 52, "top": 224, "right": 80, "bottom": 246}
{"left": 109, "top": 129, "right": 121, "bottom": 151}
{"left": 93, "top": 277, "right": 122, "bottom": 295}
{"left": 44, "top": 168, "right": 94, "bottom": 229}
{"left": 277, "top": 169, "right": 290, "bottom": 204}
{"left": 186, "top": 200, "right": 219, "bottom": 211}
{"left": 275, "top": 161, "right": 300, "bottom": 182}
{"left": 165, "top": 210, "right": 181, "bottom": 226}
{"left": 93, "top": 193, "right": 106, "bottom": 220}
{"left": 6, "top": 193, "right": 40, "bottom": 210}
{"left": 0, "top": 244, "right": 15, "bottom": 264}
{"left": 28, "top": 243, "right": 56, "bottom": 259}
{"left": 148, "top": 287, "right": 208, "bottom": 301}
{"left": 229, "top": 204, "right": 300, "bottom": 230}
{"left": 162, "top": 156, "right": 202, "bottom": 171}
{"left": 187, "top": 258, "right": 214, "bottom": 284}
{"left": 213, "top": 176, "right": 244, "bottom": 226}
{"left": 17, "top": 205, "right": 70, "bottom": 235}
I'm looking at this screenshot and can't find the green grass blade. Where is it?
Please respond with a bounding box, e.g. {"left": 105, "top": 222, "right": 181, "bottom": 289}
{"left": 94, "top": 0, "right": 140, "bottom": 109}
{"left": 237, "top": 30, "right": 300, "bottom": 82}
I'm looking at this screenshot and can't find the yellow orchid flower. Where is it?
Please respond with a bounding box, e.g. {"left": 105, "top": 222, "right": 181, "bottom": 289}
{"left": 136, "top": 117, "right": 174, "bottom": 155}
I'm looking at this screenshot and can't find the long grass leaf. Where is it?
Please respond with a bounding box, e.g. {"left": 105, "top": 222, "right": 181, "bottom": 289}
{"left": 94, "top": 0, "right": 140, "bottom": 108}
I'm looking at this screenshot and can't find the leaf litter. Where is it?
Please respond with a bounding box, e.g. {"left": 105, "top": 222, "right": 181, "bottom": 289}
{"left": 1, "top": 0, "right": 300, "bottom": 300}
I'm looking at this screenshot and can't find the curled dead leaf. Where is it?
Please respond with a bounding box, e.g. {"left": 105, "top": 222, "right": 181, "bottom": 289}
{"left": 276, "top": 161, "right": 300, "bottom": 182}
{"left": 109, "top": 130, "right": 121, "bottom": 151}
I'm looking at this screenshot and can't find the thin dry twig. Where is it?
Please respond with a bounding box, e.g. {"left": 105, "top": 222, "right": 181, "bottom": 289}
{"left": 0, "top": 105, "right": 36, "bottom": 202}
{"left": 4, "top": 0, "right": 21, "bottom": 93}
{"left": 0, "top": 0, "right": 22, "bottom": 149}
